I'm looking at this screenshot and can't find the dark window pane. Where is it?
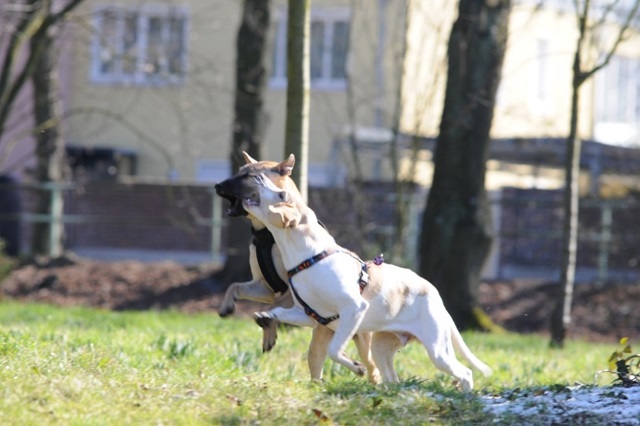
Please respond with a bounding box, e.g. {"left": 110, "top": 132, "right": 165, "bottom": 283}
{"left": 331, "top": 21, "right": 349, "bottom": 80}
{"left": 122, "top": 13, "right": 139, "bottom": 75}
{"left": 310, "top": 21, "right": 325, "bottom": 80}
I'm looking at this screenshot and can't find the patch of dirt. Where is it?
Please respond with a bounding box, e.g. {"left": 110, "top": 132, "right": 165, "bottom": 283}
{"left": 479, "top": 280, "right": 640, "bottom": 343}
{"left": 1, "top": 259, "right": 226, "bottom": 312}
{"left": 1, "top": 258, "right": 639, "bottom": 343}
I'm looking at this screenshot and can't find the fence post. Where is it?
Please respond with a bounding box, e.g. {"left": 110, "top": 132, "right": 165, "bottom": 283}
{"left": 597, "top": 201, "right": 612, "bottom": 284}
{"left": 210, "top": 192, "right": 222, "bottom": 263}
{"left": 46, "top": 182, "right": 65, "bottom": 258}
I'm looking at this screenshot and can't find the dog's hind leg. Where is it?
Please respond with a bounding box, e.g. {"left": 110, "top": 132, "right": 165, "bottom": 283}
{"left": 307, "top": 326, "right": 332, "bottom": 381}
{"left": 414, "top": 297, "right": 474, "bottom": 391}
{"left": 219, "top": 279, "right": 276, "bottom": 317}
{"left": 371, "top": 332, "right": 403, "bottom": 383}
{"left": 418, "top": 332, "right": 474, "bottom": 391}
{"left": 352, "top": 332, "right": 381, "bottom": 384}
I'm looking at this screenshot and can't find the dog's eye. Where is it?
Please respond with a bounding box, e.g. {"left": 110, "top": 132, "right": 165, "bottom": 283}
{"left": 278, "top": 192, "right": 286, "bottom": 200}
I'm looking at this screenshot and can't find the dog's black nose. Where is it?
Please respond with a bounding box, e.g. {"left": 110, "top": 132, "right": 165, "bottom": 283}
{"left": 214, "top": 182, "right": 224, "bottom": 195}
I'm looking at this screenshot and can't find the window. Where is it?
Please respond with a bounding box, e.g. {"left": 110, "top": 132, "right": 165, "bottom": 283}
{"left": 91, "top": 5, "right": 189, "bottom": 85}
{"left": 597, "top": 56, "right": 640, "bottom": 123}
{"left": 530, "top": 37, "right": 552, "bottom": 115}
{"left": 594, "top": 55, "right": 640, "bottom": 145}
{"left": 271, "top": 8, "right": 350, "bottom": 90}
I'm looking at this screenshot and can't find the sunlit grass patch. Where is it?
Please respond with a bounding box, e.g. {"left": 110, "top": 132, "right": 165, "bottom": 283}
{"left": 0, "top": 301, "right": 620, "bottom": 425}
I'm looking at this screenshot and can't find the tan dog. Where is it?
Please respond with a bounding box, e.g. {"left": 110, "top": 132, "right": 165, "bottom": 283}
{"left": 216, "top": 154, "right": 492, "bottom": 390}
{"left": 215, "top": 152, "right": 380, "bottom": 383}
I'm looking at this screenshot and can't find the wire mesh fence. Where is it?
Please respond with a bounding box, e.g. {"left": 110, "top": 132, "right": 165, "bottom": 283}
{"left": 1, "top": 179, "right": 638, "bottom": 282}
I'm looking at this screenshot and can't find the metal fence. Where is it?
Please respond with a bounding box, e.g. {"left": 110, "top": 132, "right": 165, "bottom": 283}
{"left": 1, "top": 180, "right": 638, "bottom": 282}
{"left": 0, "top": 180, "right": 221, "bottom": 263}
{"left": 498, "top": 188, "right": 640, "bottom": 282}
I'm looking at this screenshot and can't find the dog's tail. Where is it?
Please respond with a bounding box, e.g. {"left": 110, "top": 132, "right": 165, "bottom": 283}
{"left": 450, "top": 319, "right": 493, "bottom": 377}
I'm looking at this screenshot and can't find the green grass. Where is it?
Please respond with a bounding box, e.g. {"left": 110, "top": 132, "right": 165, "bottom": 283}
{"left": 0, "top": 301, "right": 618, "bottom": 425}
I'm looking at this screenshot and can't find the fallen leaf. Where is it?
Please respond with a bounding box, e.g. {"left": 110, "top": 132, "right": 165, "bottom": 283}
{"left": 311, "top": 408, "right": 329, "bottom": 422}
{"left": 226, "top": 394, "right": 242, "bottom": 406}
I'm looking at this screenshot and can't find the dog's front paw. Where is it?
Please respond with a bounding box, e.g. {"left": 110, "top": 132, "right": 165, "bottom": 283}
{"left": 368, "top": 367, "right": 382, "bottom": 384}
{"left": 254, "top": 311, "right": 273, "bottom": 328}
{"left": 218, "top": 303, "right": 235, "bottom": 318}
{"left": 254, "top": 312, "right": 279, "bottom": 353}
{"left": 353, "top": 361, "right": 366, "bottom": 377}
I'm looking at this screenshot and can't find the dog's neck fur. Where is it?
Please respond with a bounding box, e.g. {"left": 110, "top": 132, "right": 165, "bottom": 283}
{"left": 255, "top": 202, "right": 337, "bottom": 270}
{"left": 249, "top": 216, "right": 267, "bottom": 231}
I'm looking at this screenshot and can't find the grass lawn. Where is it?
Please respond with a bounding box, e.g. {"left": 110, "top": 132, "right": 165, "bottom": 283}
{"left": 0, "top": 301, "right": 621, "bottom": 425}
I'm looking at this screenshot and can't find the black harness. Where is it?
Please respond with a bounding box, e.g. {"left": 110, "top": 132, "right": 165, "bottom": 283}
{"left": 251, "top": 227, "right": 289, "bottom": 294}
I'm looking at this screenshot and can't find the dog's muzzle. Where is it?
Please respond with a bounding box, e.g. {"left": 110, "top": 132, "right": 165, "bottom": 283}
{"left": 214, "top": 184, "right": 247, "bottom": 217}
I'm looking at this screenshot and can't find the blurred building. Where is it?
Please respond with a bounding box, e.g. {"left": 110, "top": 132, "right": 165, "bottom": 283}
{"left": 1, "top": 0, "right": 640, "bottom": 276}
{"left": 2, "top": 0, "right": 639, "bottom": 190}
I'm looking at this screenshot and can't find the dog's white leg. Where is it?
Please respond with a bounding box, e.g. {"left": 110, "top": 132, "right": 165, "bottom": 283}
{"left": 218, "top": 279, "right": 276, "bottom": 317}
{"left": 420, "top": 336, "right": 474, "bottom": 391}
{"left": 449, "top": 319, "right": 493, "bottom": 377}
{"left": 371, "top": 332, "right": 402, "bottom": 383}
{"left": 254, "top": 307, "right": 318, "bottom": 352}
{"left": 325, "top": 301, "right": 369, "bottom": 377}
{"left": 415, "top": 297, "right": 474, "bottom": 391}
{"left": 307, "top": 326, "right": 332, "bottom": 381}
{"left": 352, "top": 332, "right": 381, "bottom": 384}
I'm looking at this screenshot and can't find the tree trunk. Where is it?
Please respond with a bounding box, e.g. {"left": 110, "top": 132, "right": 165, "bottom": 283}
{"left": 550, "top": 10, "right": 585, "bottom": 348}
{"left": 283, "top": 0, "right": 310, "bottom": 202}
{"left": 548, "top": 0, "right": 640, "bottom": 348}
{"left": 215, "top": 0, "right": 270, "bottom": 286}
{"left": 418, "top": 0, "right": 510, "bottom": 330}
{"left": 30, "top": 0, "right": 66, "bottom": 257}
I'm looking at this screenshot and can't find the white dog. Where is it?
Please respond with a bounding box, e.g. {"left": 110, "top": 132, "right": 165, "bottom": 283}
{"left": 215, "top": 153, "right": 380, "bottom": 383}
{"left": 216, "top": 154, "right": 492, "bottom": 390}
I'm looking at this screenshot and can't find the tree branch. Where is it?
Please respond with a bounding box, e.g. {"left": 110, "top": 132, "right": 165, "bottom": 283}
{"left": 51, "top": 0, "right": 86, "bottom": 22}
{"left": 583, "top": 0, "right": 640, "bottom": 82}
{"left": 0, "top": 0, "right": 86, "bottom": 135}
{"left": 0, "top": 7, "right": 45, "bottom": 115}
{"left": 590, "top": 0, "right": 621, "bottom": 32}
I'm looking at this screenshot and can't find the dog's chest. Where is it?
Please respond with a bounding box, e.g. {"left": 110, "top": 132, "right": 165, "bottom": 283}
{"left": 290, "top": 262, "right": 362, "bottom": 306}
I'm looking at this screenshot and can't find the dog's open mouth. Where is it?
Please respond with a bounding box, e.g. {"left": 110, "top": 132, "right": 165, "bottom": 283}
{"left": 215, "top": 187, "right": 248, "bottom": 217}
{"left": 224, "top": 195, "right": 247, "bottom": 217}
{"left": 215, "top": 186, "right": 260, "bottom": 217}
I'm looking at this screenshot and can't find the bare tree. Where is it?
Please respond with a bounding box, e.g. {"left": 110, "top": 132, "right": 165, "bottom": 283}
{"left": 0, "top": 0, "right": 85, "bottom": 256}
{"left": 214, "top": 0, "right": 271, "bottom": 285}
{"left": 418, "top": 0, "right": 511, "bottom": 330}
{"left": 0, "top": 0, "right": 84, "bottom": 143}
{"left": 550, "top": 0, "right": 640, "bottom": 348}
{"left": 283, "top": 0, "right": 310, "bottom": 202}
{"left": 30, "top": 0, "right": 67, "bottom": 256}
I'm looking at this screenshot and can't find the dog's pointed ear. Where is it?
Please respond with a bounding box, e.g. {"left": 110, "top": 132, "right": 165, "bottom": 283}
{"left": 242, "top": 151, "right": 258, "bottom": 165}
{"left": 275, "top": 154, "right": 295, "bottom": 176}
{"left": 267, "top": 200, "right": 301, "bottom": 228}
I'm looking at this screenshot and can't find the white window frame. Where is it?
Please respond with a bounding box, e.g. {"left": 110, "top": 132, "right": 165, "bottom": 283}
{"left": 90, "top": 4, "right": 189, "bottom": 86}
{"left": 270, "top": 7, "right": 351, "bottom": 91}
{"left": 529, "top": 36, "right": 552, "bottom": 116}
